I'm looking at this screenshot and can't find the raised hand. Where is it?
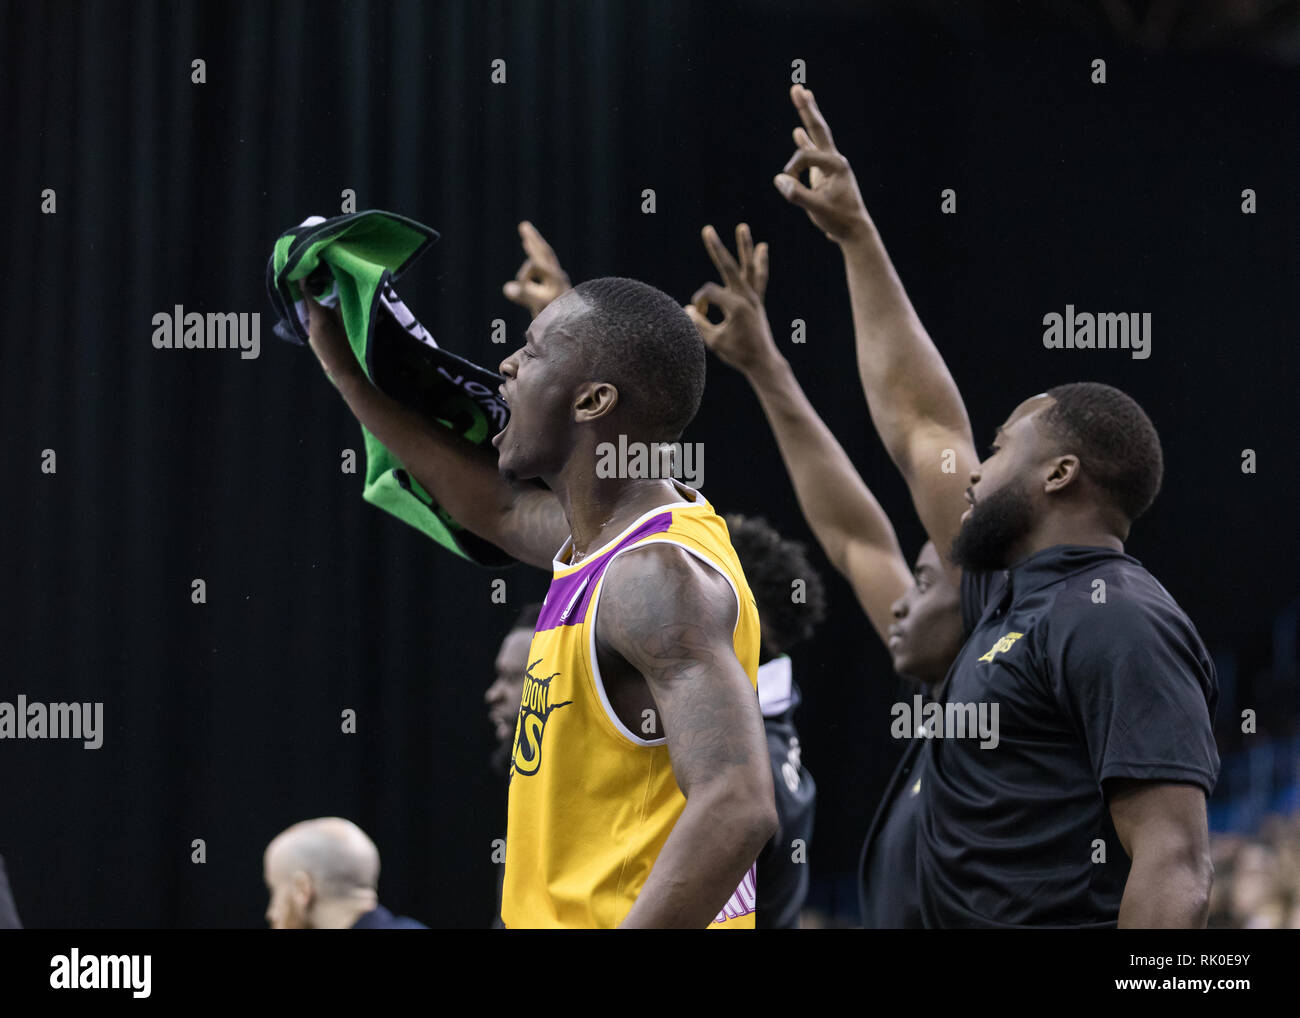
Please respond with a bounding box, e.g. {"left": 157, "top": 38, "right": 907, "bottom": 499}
{"left": 299, "top": 279, "right": 363, "bottom": 386}
{"left": 773, "top": 84, "right": 871, "bottom": 244}
{"left": 502, "top": 220, "right": 572, "bottom": 318}
{"left": 685, "top": 223, "right": 779, "bottom": 377}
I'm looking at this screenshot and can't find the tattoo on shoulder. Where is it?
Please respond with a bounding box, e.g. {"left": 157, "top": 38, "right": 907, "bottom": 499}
{"left": 600, "top": 547, "right": 755, "bottom": 774}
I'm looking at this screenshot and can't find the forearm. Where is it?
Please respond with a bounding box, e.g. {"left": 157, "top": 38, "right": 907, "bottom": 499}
{"left": 619, "top": 791, "right": 773, "bottom": 929}
{"left": 330, "top": 371, "right": 544, "bottom": 564}
{"left": 839, "top": 222, "right": 973, "bottom": 471}
{"left": 1117, "top": 855, "right": 1212, "bottom": 928}
{"left": 745, "top": 353, "right": 903, "bottom": 576}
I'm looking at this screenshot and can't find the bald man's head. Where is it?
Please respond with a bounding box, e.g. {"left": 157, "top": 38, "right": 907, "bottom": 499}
{"left": 263, "top": 818, "right": 381, "bottom": 930}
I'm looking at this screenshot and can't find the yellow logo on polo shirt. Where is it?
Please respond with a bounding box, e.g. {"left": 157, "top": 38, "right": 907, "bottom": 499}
{"left": 978, "top": 632, "right": 1024, "bottom": 663}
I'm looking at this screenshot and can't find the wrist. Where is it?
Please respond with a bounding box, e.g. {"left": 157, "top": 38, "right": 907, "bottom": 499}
{"left": 330, "top": 362, "right": 369, "bottom": 394}
{"left": 741, "top": 347, "right": 790, "bottom": 389}
{"left": 835, "top": 213, "right": 878, "bottom": 251}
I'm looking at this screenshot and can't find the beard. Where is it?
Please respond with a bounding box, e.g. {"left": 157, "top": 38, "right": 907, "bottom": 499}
{"left": 950, "top": 482, "right": 1036, "bottom": 572}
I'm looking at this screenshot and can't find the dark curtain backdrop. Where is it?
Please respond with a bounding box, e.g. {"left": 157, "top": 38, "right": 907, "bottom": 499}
{"left": 1, "top": 0, "right": 1296, "bottom": 927}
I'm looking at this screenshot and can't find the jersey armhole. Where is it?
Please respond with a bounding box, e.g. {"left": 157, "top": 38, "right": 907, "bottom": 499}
{"left": 586, "top": 538, "right": 744, "bottom": 748}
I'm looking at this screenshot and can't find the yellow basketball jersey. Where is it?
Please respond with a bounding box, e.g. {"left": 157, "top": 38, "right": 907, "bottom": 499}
{"left": 501, "top": 484, "right": 762, "bottom": 929}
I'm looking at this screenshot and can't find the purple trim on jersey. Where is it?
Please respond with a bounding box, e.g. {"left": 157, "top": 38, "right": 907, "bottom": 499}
{"left": 535, "top": 511, "right": 675, "bottom": 632}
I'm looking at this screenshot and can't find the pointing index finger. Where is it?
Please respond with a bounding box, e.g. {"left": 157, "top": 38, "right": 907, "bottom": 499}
{"left": 735, "top": 223, "right": 754, "bottom": 280}
{"left": 701, "top": 225, "right": 743, "bottom": 288}
{"left": 790, "top": 84, "right": 835, "bottom": 150}
{"left": 519, "top": 221, "right": 559, "bottom": 268}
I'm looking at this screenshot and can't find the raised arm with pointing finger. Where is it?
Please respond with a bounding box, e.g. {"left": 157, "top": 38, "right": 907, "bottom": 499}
{"left": 770, "top": 87, "right": 1218, "bottom": 930}
{"left": 773, "top": 84, "right": 978, "bottom": 582}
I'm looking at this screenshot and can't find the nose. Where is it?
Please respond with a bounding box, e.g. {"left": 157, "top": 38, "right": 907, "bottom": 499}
{"left": 969, "top": 469, "right": 981, "bottom": 486}
{"left": 892, "top": 595, "right": 909, "bottom": 620}
{"left": 499, "top": 349, "right": 520, "bottom": 377}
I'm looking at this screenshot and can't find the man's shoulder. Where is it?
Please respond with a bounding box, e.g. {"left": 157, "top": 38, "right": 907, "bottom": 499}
{"left": 1047, "top": 557, "right": 1199, "bottom": 637}
{"left": 601, "top": 540, "right": 735, "bottom": 620}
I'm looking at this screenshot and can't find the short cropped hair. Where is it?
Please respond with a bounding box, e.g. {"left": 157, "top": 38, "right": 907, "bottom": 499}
{"left": 567, "top": 277, "right": 706, "bottom": 442}
{"left": 1040, "top": 382, "right": 1164, "bottom": 523}
{"left": 725, "top": 514, "right": 827, "bottom": 657}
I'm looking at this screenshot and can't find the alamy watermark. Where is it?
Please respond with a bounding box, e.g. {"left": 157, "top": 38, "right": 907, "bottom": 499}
{"left": 891, "top": 694, "right": 1000, "bottom": 749}
{"left": 152, "top": 305, "right": 261, "bottom": 360}
{"left": 1042, "top": 305, "right": 1151, "bottom": 360}
{"left": 50, "top": 950, "right": 150, "bottom": 998}
{"left": 595, "top": 435, "right": 704, "bottom": 488}
{"left": 0, "top": 696, "right": 103, "bottom": 749}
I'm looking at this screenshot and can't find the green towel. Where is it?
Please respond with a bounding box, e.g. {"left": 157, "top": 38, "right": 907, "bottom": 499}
{"left": 267, "top": 211, "right": 516, "bottom": 567}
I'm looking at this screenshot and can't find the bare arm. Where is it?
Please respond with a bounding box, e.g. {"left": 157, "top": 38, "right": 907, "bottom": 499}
{"left": 300, "top": 284, "right": 567, "bottom": 568}
{"left": 686, "top": 224, "right": 911, "bottom": 642}
{"left": 595, "top": 544, "right": 778, "bottom": 928}
{"left": 1109, "top": 780, "right": 1213, "bottom": 928}
{"left": 774, "top": 84, "right": 978, "bottom": 577}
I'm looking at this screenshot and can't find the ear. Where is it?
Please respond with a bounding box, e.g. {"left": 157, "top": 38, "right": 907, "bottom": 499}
{"left": 573, "top": 381, "right": 619, "bottom": 424}
{"left": 290, "top": 870, "right": 314, "bottom": 911}
{"left": 1043, "top": 453, "right": 1081, "bottom": 494}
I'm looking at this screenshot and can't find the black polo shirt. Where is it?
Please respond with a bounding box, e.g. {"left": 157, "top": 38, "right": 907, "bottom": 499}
{"left": 858, "top": 735, "right": 927, "bottom": 928}
{"left": 916, "top": 544, "right": 1219, "bottom": 928}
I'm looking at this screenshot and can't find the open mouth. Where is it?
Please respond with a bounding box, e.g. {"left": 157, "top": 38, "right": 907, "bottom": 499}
{"left": 494, "top": 387, "right": 512, "bottom": 448}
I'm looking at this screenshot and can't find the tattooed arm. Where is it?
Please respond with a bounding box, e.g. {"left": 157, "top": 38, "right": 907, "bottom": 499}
{"left": 299, "top": 283, "right": 568, "bottom": 569}
{"left": 596, "top": 544, "right": 778, "bottom": 929}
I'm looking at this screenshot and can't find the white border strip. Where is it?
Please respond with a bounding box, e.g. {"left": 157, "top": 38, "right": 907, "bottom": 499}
{"left": 587, "top": 539, "right": 743, "bottom": 748}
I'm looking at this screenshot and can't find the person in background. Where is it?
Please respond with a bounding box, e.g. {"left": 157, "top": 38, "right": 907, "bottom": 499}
{"left": 686, "top": 223, "right": 966, "bottom": 926}
{"left": 770, "top": 83, "right": 1218, "bottom": 927}
{"left": 263, "top": 817, "right": 427, "bottom": 929}
{"left": 724, "top": 513, "right": 826, "bottom": 929}
{"left": 485, "top": 603, "right": 545, "bottom": 927}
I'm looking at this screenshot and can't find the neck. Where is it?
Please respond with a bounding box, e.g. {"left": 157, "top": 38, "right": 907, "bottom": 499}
{"left": 1006, "top": 510, "right": 1124, "bottom": 567}
{"left": 312, "top": 894, "right": 376, "bottom": 931}
{"left": 544, "top": 449, "right": 687, "bottom": 563}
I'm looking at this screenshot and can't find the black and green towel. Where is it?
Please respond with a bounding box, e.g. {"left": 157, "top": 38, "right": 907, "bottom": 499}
{"left": 266, "top": 210, "right": 516, "bottom": 567}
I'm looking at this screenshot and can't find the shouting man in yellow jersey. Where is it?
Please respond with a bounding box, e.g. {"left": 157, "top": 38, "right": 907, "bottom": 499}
{"left": 299, "top": 264, "right": 777, "bottom": 929}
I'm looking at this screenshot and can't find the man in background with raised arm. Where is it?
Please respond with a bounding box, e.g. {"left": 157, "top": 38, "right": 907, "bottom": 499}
{"left": 769, "top": 84, "right": 1218, "bottom": 928}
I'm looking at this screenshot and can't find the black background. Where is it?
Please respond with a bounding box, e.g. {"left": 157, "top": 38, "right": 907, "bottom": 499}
{"left": 1, "top": 0, "right": 1296, "bottom": 928}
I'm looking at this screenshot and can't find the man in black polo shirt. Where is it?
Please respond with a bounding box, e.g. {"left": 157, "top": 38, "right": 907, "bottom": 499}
{"left": 923, "top": 405, "right": 1219, "bottom": 927}
{"left": 773, "top": 83, "right": 1219, "bottom": 927}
